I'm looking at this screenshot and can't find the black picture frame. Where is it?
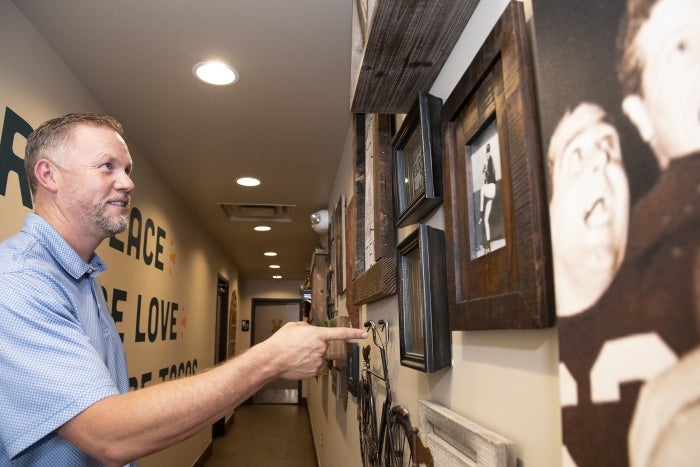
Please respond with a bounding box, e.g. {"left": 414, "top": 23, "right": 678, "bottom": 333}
{"left": 393, "top": 92, "right": 444, "bottom": 228}
{"left": 441, "top": 1, "right": 554, "bottom": 330}
{"left": 396, "top": 224, "right": 451, "bottom": 373}
{"left": 346, "top": 342, "right": 359, "bottom": 397}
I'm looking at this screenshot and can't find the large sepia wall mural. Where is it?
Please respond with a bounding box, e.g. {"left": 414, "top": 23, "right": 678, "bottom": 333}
{"left": 533, "top": 0, "right": 700, "bottom": 465}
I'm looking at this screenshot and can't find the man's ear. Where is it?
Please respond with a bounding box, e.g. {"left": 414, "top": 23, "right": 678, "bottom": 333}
{"left": 34, "top": 159, "right": 60, "bottom": 193}
{"left": 622, "top": 94, "right": 654, "bottom": 143}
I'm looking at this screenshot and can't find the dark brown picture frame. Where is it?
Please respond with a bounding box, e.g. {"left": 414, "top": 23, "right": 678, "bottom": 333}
{"left": 441, "top": 1, "right": 554, "bottom": 330}
{"left": 393, "top": 92, "right": 444, "bottom": 227}
{"left": 397, "top": 224, "right": 451, "bottom": 373}
{"left": 332, "top": 195, "right": 345, "bottom": 296}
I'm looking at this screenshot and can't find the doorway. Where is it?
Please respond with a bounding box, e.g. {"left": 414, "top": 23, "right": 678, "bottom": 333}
{"left": 251, "top": 299, "right": 302, "bottom": 404}
{"left": 212, "top": 276, "right": 229, "bottom": 437}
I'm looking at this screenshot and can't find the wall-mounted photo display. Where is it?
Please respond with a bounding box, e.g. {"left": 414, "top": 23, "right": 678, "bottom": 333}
{"left": 396, "top": 224, "right": 451, "bottom": 373}
{"left": 441, "top": 1, "right": 554, "bottom": 331}
{"left": 393, "top": 91, "right": 444, "bottom": 227}
{"left": 533, "top": 0, "right": 700, "bottom": 465}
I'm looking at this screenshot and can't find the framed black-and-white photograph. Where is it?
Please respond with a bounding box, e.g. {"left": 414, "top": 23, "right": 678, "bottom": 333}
{"left": 469, "top": 119, "right": 505, "bottom": 258}
{"left": 396, "top": 224, "right": 451, "bottom": 373}
{"left": 441, "top": 1, "right": 554, "bottom": 331}
{"left": 393, "top": 91, "right": 443, "bottom": 228}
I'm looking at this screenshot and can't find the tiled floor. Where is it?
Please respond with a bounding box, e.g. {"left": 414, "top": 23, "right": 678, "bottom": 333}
{"left": 204, "top": 403, "right": 317, "bottom": 467}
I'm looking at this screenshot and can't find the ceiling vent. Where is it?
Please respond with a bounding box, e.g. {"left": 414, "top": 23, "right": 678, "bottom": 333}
{"left": 218, "top": 203, "right": 295, "bottom": 223}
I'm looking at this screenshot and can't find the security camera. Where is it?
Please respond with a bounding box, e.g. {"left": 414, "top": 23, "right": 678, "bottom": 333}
{"left": 310, "top": 209, "right": 329, "bottom": 234}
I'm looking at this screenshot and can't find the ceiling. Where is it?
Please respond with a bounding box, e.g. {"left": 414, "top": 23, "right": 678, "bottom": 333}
{"left": 14, "top": 0, "right": 353, "bottom": 282}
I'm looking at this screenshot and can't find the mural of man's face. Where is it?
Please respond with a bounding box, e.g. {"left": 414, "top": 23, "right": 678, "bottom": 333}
{"left": 549, "top": 103, "right": 629, "bottom": 316}
{"left": 623, "top": 0, "right": 700, "bottom": 165}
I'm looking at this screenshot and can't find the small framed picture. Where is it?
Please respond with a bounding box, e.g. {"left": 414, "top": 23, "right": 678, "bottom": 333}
{"left": 346, "top": 342, "right": 359, "bottom": 397}
{"left": 393, "top": 92, "right": 444, "bottom": 227}
{"left": 396, "top": 224, "right": 451, "bottom": 373}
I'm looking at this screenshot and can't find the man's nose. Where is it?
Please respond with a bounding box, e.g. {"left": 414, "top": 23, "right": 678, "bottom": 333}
{"left": 589, "top": 143, "right": 612, "bottom": 172}
{"left": 117, "top": 171, "right": 135, "bottom": 192}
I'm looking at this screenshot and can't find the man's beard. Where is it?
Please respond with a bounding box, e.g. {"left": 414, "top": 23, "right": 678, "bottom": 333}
{"left": 85, "top": 202, "right": 129, "bottom": 237}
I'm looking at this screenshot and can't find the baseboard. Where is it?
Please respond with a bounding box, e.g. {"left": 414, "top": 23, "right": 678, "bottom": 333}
{"left": 191, "top": 413, "right": 234, "bottom": 466}
{"left": 191, "top": 440, "right": 213, "bottom": 467}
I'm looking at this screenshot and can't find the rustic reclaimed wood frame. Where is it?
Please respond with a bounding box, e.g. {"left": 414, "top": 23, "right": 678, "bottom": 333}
{"left": 418, "top": 400, "right": 515, "bottom": 466}
{"left": 441, "top": 1, "right": 554, "bottom": 330}
{"left": 345, "top": 197, "right": 360, "bottom": 328}
{"left": 351, "top": 113, "right": 397, "bottom": 306}
{"left": 397, "top": 224, "right": 451, "bottom": 373}
{"left": 332, "top": 195, "right": 346, "bottom": 296}
{"left": 393, "top": 92, "right": 444, "bottom": 228}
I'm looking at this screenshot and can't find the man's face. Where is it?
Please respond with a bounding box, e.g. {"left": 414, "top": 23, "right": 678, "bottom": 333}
{"left": 58, "top": 125, "right": 134, "bottom": 239}
{"left": 549, "top": 105, "right": 629, "bottom": 314}
{"left": 636, "top": 0, "right": 700, "bottom": 160}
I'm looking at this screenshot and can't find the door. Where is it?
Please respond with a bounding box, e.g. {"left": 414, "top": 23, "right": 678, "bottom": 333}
{"left": 251, "top": 299, "right": 302, "bottom": 404}
{"left": 212, "top": 277, "right": 229, "bottom": 437}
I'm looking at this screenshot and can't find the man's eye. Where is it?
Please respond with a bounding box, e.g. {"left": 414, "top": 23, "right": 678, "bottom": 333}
{"left": 100, "top": 163, "right": 113, "bottom": 170}
{"left": 565, "top": 147, "right": 583, "bottom": 174}
{"left": 597, "top": 137, "right": 614, "bottom": 163}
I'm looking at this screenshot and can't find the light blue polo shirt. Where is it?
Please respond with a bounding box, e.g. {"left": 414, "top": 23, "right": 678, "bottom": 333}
{"left": 0, "top": 214, "right": 134, "bottom": 466}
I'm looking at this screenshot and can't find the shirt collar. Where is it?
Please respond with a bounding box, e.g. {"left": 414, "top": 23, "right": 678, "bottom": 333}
{"left": 22, "top": 213, "right": 107, "bottom": 280}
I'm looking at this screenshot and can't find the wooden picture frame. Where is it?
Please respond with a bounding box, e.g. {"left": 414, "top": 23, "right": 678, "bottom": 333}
{"left": 332, "top": 195, "right": 346, "bottom": 295}
{"left": 351, "top": 113, "right": 397, "bottom": 305}
{"left": 393, "top": 91, "right": 444, "bottom": 227}
{"left": 441, "top": 1, "right": 554, "bottom": 330}
{"left": 397, "top": 224, "right": 451, "bottom": 373}
{"left": 228, "top": 289, "right": 238, "bottom": 358}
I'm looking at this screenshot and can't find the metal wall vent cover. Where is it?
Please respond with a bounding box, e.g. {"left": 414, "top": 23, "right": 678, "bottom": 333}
{"left": 218, "top": 203, "right": 295, "bottom": 222}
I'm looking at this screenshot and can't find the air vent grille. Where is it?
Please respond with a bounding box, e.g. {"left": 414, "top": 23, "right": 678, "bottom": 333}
{"left": 218, "top": 203, "right": 295, "bottom": 223}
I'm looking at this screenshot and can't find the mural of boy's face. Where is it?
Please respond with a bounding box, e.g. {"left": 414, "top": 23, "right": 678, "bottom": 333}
{"left": 623, "top": 0, "right": 700, "bottom": 165}
{"left": 549, "top": 103, "right": 629, "bottom": 316}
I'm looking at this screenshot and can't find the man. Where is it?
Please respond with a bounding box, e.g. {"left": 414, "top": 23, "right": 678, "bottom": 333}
{"left": 616, "top": 0, "right": 700, "bottom": 464}
{"left": 558, "top": 0, "right": 699, "bottom": 464}
{"left": 478, "top": 143, "right": 497, "bottom": 253}
{"left": 0, "top": 113, "right": 366, "bottom": 466}
{"left": 547, "top": 102, "right": 629, "bottom": 317}
{"left": 617, "top": 0, "right": 700, "bottom": 265}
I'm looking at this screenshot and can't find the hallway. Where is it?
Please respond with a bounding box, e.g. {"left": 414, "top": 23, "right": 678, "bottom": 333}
{"left": 204, "top": 404, "right": 317, "bottom": 467}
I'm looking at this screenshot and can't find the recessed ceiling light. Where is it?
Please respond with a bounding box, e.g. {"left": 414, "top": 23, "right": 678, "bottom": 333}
{"left": 193, "top": 61, "right": 238, "bottom": 85}
{"left": 264, "top": 251, "right": 277, "bottom": 257}
{"left": 254, "top": 225, "right": 271, "bottom": 232}
{"left": 269, "top": 264, "right": 280, "bottom": 269}
{"left": 272, "top": 275, "right": 283, "bottom": 279}
{"left": 236, "top": 177, "right": 261, "bottom": 187}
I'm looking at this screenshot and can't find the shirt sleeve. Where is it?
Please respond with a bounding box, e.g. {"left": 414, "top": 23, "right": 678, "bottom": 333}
{"left": 0, "top": 270, "right": 120, "bottom": 458}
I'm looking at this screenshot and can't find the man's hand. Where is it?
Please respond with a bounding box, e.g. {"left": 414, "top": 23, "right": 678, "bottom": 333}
{"left": 261, "top": 321, "right": 367, "bottom": 380}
